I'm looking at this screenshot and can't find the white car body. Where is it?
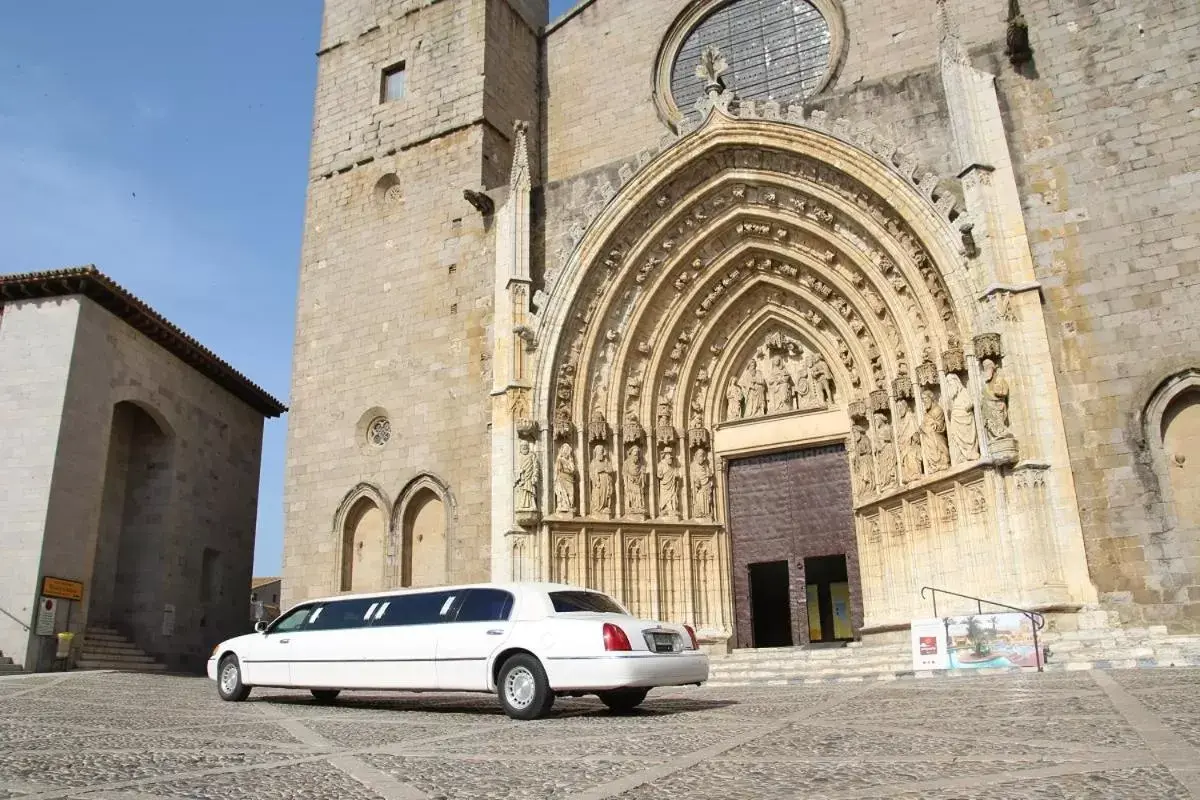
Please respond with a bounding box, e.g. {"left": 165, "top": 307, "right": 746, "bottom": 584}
{"left": 207, "top": 582, "right": 708, "bottom": 718}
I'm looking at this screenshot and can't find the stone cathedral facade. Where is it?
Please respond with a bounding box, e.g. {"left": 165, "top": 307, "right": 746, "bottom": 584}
{"left": 283, "top": 0, "right": 1200, "bottom": 648}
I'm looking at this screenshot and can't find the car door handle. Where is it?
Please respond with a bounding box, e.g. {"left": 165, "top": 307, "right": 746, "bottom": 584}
{"left": 279, "top": 638, "right": 290, "bottom": 644}
{"left": 486, "top": 629, "right": 505, "bottom": 636}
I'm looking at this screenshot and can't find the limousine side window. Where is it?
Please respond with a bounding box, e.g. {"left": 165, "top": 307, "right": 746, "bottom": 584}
{"left": 375, "top": 590, "right": 457, "bottom": 627}
{"left": 454, "top": 589, "right": 514, "bottom": 623}
{"left": 270, "top": 605, "right": 318, "bottom": 633}
{"left": 307, "top": 598, "right": 379, "bottom": 631}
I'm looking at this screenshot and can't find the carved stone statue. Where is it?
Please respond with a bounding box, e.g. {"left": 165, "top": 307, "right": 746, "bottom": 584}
{"left": 514, "top": 442, "right": 540, "bottom": 513}
{"left": 725, "top": 378, "right": 743, "bottom": 420}
{"left": 623, "top": 444, "right": 648, "bottom": 518}
{"left": 553, "top": 443, "right": 577, "bottom": 515}
{"left": 945, "top": 373, "right": 980, "bottom": 463}
{"left": 766, "top": 355, "right": 795, "bottom": 414}
{"left": 589, "top": 444, "right": 615, "bottom": 517}
{"left": 810, "top": 353, "right": 833, "bottom": 406}
{"left": 919, "top": 388, "right": 952, "bottom": 473}
{"left": 691, "top": 448, "right": 715, "bottom": 520}
{"left": 742, "top": 363, "right": 767, "bottom": 417}
{"left": 979, "top": 359, "right": 1013, "bottom": 442}
{"left": 895, "top": 400, "right": 923, "bottom": 483}
{"left": 658, "top": 449, "right": 682, "bottom": 519}
{"left": 873, "top": 412, "right": 899, "bottom": 492}
{"left": 852, "top": 420, "right": 875, "bottom": 497}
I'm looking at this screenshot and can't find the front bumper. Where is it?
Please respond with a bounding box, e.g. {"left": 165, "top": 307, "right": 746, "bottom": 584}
{"left": 206, "top": 657, "right": 218, "bottom": 681}
{"left": 544, "top": 652, "right": 709, "bottom": 691}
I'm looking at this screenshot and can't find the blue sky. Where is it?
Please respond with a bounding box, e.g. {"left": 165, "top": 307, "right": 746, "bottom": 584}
{"left": 1, "top": 1, "right": 576, "bottom": 577}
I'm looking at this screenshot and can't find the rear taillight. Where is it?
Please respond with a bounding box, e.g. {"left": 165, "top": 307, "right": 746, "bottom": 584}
{"left": 603, "top": 622, "right": 632, "bottom": 651}
{"left": 684, "top": 624, "right": 699, "bottom": 650}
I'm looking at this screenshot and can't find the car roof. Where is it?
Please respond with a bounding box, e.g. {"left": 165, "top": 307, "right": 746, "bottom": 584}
{"left": 296, "top": 581, "right": 593, "bottom": 605}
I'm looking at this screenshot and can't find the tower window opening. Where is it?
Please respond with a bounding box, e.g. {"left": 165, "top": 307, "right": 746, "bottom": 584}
{"left": 381, "top": 61, "right": 407, "bottom": 103}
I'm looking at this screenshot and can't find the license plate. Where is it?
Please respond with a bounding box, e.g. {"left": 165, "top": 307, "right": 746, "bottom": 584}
{"left": 652, "top": 633, "right": 676, "bottom": 653}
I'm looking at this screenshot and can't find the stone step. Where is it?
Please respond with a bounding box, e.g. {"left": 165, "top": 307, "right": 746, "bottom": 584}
{"left": 75, "top": 659, "right": 169, "bottom": 672}
{"left": 78, "top": 651, "right": 158, "bottom": 664}
{"left": 0, "top": 664, "right": 24, "bottom": 675}
{"left": 80, "top": 643, "right": 153, "bottom": 657}
{"left": 83, "top": 632, "right": 137, "bottom": 645}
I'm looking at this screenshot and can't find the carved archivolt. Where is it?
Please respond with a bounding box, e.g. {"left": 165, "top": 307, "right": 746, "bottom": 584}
{"left": 527, "top": 110, "right": 1028, "bottom": 632}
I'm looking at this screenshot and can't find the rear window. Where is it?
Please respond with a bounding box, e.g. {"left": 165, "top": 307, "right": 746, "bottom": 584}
{"left": 549, "top": 591, "right": 625, "bottom": 614}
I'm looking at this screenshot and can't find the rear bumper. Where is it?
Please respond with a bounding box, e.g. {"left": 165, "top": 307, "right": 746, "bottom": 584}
{"left": 544, "top": 652, "right": 709, "bottom": 691}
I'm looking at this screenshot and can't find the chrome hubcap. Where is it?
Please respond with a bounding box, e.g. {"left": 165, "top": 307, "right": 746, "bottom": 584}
{"left": 219, "top": 663, "right": 239, "bottom": 694}
{"left": 504, "top": 666, "right": 536, "bottom": 709}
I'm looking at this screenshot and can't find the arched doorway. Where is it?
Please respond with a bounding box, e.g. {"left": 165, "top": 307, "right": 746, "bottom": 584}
{"left": 1162, "top": 387, "right": 1200, "bottom": 530}
{"left": 513, "top": 106, "right": 1094, "bottom": 648}
{"left": 90, "top": 402, "right": 174, "bottom": 633}
{"left": 340, "top": 497, "right": 386, "bottom": 593}
{"left": 400, "top": 488, "right": 447, "bottom": 588}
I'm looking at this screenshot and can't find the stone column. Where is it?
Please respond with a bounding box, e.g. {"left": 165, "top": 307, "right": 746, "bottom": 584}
{"left": 490, "top": 122, "right": 536, "bottom": 583}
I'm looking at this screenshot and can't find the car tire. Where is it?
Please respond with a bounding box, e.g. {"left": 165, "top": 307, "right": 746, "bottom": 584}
{"left": 311, "top": 689, "right": 340, "bottom": 703}
{"left": 598, "top": 688, "right": 649, "bottom": 713}
{"left": 216, "top": 655, "right": 251, "bottom": 702}
{"left": 497, "top": 654, "right": 554, "bottom": 720}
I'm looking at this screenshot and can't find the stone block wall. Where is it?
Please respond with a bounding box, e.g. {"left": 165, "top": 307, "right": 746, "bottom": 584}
{"left": 42, "top": 297, "right": 265, "bottom": 672}
{"left": 0, "top": 296, "right": 265, "bottom": 672}
{"left": 0, "top": 299, "right": 80, "bottom": 670}
{"left": 1004, "top": 0, "right": 1200, "bottom": 630}
{"left": 284, "top": 0, "right": 546, "bottom": 608}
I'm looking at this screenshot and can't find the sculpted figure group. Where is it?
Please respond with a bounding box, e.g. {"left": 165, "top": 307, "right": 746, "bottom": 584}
{"left": 726, "top": 345, "right": 832, "bottom": 422}
{"left": 849, "top": 360, "right": 1018, "bottom": 501}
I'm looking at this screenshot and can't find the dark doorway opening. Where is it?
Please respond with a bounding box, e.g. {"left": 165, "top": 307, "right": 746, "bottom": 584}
{"left": 748, "top": 561, "right": 793, "bottom": 648}
{"left": 804, "top": 554, "right": 854, "bottom": 644}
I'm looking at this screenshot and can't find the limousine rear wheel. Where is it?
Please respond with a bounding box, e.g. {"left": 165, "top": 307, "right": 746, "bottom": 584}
{"left": 311, "top": 689, "right": 340, "bottom": 704}
{"left": 598, "top": 688, "right": 649, "bottom": 713}
{"left": 217, "top": 655, "right": 251, "bottom": 702}
{"left": 498, "top": 654, "right": 554, "bottom": 720}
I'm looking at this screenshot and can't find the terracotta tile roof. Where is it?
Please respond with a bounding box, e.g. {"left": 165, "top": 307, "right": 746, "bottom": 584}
{"left": 0, "top": 265, "right": 287, "bottom": 417}
{"left": 251, "top": 577, "right": 282, "bottom": 590}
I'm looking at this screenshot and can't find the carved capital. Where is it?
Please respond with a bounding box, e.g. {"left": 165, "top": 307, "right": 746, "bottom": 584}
{"left": 974, "top": 332, "right": 1003, "bottom": 359}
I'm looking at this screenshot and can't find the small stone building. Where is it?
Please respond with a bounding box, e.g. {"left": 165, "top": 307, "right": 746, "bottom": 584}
{"left": 0, "top": 267, "right": 286, "bottom": 672}
{"left": 282, "top": 0, "right": 1200, "bottom": 649}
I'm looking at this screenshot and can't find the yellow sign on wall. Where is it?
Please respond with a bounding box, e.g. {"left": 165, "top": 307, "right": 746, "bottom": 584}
{"left": 42, "top": 577, "right": 83, "bottom": 601}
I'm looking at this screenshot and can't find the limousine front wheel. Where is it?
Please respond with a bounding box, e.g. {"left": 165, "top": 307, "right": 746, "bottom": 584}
{"left": 498, "top": 654, "right": 553, "bottom": 720}
{"left": 217, "top": 655, "right": 251, "bottom": 702}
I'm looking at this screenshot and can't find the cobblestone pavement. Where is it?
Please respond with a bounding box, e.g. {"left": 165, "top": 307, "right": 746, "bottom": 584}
{"left": 3, "top": 668, "right": 1200, "bottom": 799}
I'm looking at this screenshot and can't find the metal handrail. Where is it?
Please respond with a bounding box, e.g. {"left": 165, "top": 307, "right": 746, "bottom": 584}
{"left": 0, "top": 605, "right": 31, "bottom": 633}
{"left": 920, "top": 586, "right": 1046, "bottom": 672}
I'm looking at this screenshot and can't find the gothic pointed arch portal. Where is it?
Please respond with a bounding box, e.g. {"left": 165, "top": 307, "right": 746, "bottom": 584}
{"left": 502, "top": 109, "right": 1095, "bottom": 645}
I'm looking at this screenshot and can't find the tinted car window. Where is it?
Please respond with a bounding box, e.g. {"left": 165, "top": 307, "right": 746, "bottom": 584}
{"left": 270, "top": 605, "right": 315, "bottom": 633}
{"left": 307, "top": 598, "right": 378, "bottom": 631}
{"left": 454, "top": 589, "right": 514, "bottom": 623}
{"left": 549, "top": 591, "right": 626, "bottom": 614}
{"left": 376, "top": 591, "right": 457, "bottom": 626}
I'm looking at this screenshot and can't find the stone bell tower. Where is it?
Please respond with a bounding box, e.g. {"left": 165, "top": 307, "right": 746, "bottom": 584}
{"left": 282, "top": 0, "right": 547, "bottom": 607}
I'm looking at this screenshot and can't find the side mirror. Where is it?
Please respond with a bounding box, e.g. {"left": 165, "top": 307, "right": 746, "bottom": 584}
{"left": 255, "top": 621, "right": 267, "bottom": 633}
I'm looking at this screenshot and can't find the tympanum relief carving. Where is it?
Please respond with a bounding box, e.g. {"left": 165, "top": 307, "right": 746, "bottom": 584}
{"left": 724, "top": 332, "right": 835, "bottom": 422}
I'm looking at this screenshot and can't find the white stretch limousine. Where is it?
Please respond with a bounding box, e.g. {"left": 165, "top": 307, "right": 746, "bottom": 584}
{"left": 207, "top": 582, "right": 709, "bottom": 719}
